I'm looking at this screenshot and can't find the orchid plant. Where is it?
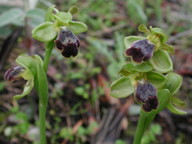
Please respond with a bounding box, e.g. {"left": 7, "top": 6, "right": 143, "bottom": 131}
{"left": 111, "top": 24, "right": 186, "bottom": 144}
{"left": 4, "top": 6, "right": 87, "bottom": 144}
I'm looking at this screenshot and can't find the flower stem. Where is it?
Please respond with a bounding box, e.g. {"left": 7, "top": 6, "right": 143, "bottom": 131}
{"left": 133, "top": 111, "right": 155, "bottom": 144}
{"left": 39, "top": 101, "right": 47, "bottom": 144}
{"left": 43, "top": 41, "right": 54, "bottom": 72}
{"left": 133, "top": 112, "right": 146, "bottom": 144}
{"left": 38, "top": 41, "right": 54, "bottom": 144}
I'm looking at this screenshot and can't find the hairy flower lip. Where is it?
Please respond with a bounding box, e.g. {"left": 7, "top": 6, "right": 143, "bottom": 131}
{"left": 4, "top": 66, "right": 25, "bottom": 82}
{"left": 55, "top": 28, "right": 80, "bottom": 58}
{"left": 125, "top": 39, "right": 155, "bottom": 63}
{"left": 135, "top": 81, "right": 159, "bottom": 112}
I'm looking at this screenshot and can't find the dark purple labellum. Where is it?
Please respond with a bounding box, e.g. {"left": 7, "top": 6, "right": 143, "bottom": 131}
{"left": 4, "top": 66, "right": 24, "bottom": 82}
{"left": 55, "top": 28, "right": 80, "bottom": 58}
{"left": 125, "top": 39, "right": 154, "bottom": 63}
{"left": 135, "top": 81, "right": 158, "bottom": 112}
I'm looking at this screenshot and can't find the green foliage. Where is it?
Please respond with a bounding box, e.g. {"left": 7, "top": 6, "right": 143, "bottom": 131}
{"left": 141, "top": 124, "right": 162, "bottom": 144}
{"left": 32, "top": 5, "right": 87, "bottom": 42}
{"left": 111, "top": 77, "right": 134, "bottom": 98}
{"left": 0, "top": 8, "right": 24, "bottom": 27}
{"left": 149, "top": 50, "right": 173, "bottom": 73}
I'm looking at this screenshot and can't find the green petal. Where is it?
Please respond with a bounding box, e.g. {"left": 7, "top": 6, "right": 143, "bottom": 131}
{"left": 147, "top": 71, "right": 167, "bottom": 88}
{"left": 13, "top": 79, "right": 34, "bottom": 100}
{"left": 150, "top": 50, "right": 173, "bottom": 73}
{"left": 170, "top": 96, "right": 185, "bottom": 107}
{"left": 149, "top": 26, "right": 168, "bottom": 43}
{"left": 124, "top": 36, "right": 145, "bottom": 48}
{"left": 32, "top": 22, "right": 57, "bottom": 42}
{"left": 111, "top": 77, "right": 134, "bottom": 98}
{"left": 163, "top": 72, "right": 183, "bottom": 95}
{"left": 45, "top": 5, "right": 56, "bottom": 22}
{"left": 67, "top": 21, "right": 88, "bottom": 34}
{"left": 138, "top": 24, "right": 151, "bottom": 35}
{"left": 161, "top": 43, "right": 174, "bottom": 54}
{"left": 167, "top": 103, "right": 187, "bottom": 115}
{"left": 16, "top": 54, "right": 37, "bottom": 75}
{"left": 68, "top": 6, "right": 79, "bottom": 15}
{"left": 56, "top": 12, "right": 72, "bottom": 23}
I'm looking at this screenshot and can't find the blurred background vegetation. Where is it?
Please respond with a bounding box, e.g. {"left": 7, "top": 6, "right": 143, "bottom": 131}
{"left": 0, "top": 0, "right": 192, "bottom": 144}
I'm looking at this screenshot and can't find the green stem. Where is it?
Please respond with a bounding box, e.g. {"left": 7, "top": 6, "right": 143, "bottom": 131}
{"left": 133, "top": 111, "right": 156, "bottom": 144}
{"left": 39, "top": 101, "right": 47, "bottom": 144}
{"left": 133, "top": 112, "right": 147, "bottom": 144}
{"left": 38, "top": 41, "right": 54, "bottom": 144}
{"left": 43, "top": 41, "right": 54, "bottom": 72}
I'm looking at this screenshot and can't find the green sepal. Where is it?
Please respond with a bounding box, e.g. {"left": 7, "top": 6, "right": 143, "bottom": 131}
{"left": 68, "top": 6, "right": 79, "bottom": 15}
{"left": 56, "top": 12, "right": 72, "bottom": 23}
{"left": 138, "top": 24, "right": 151, "bottom": 35}
{"left": 119, "top": 62, "right": 153, "bottom": 76}
{"left": 32, "top": 22, "right": 57, "bottom": 42}
{"left": 16, "top": 54, "right": 37, "bottom": 75}
{"left": 170, "top": 96, "right": 185, "bottom": 107}
{"left": 67, "top": 21, "right": 88, "bottom": 34}
{"left": 146, "top": 71, "right": 167, "bottom": 89}
{"left": 13, "top": 79, "right": 34, "bottom": 100}
{"left": 45, "top": 5, "right": 56, "bottom": 22}
{"left": 150, "top": 50, "right": 173, "bottom": 73}
{"left": 167, "top": 103, "right": 187, "bottom": 115}
{"left": 149, "top": 26, "right": 168, "bottom": 43}
{"left": 111, "top": 76, "right": 134, "bottom": 98}
{"left": 124, "top": 36, "right": 145, "bottom": 48}
{"left": 161, "top": 43, "right": 174, "bottom": 54}
{"left": 163, "top": 72, "right": 183, "bottom": 95}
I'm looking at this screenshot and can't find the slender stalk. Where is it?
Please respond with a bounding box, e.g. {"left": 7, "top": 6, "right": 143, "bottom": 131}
{"left": 133, "top": 112, "right": 146, "bottom": 144}
{"left": 38, "top": 41, "right": 54, "bottom": 144}
{"left": 39, "top": 101, "right": 47, "bottom": 144}
{"left": 43, "top": 41, "right": 54, "bottom": 72}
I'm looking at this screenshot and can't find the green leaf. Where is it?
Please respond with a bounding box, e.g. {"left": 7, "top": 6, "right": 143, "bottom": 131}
{"left": 167, "top": 103, "right": 187, "bottom": 115}
{"left": 32, "top": 22, "right": 57, "bottom": 42}
{"left": 138, "top": 24, "right": 151, "bottom": 35}
{"left": 149, "top": 26, "right": 168, "bottom": 43}
{"left": 124, "top": 36, "right": 145, "bottom": 48}
{"left": 68, "top": 6, "right": 79, "bottom": 15}
{"left": 119, "top": 62, "right": 153, "bottom": 76}
{"left": 111, "top": 77, "right": 134, "bottom": 98}
{"left": 150, "top": 50, "right": 173, "bottom": 73}
{"left": 147, "top": 71, "right": 167, "bottom": 88}
{"left": 0, "top": 8, "right": 24, "bottom": 27}
{"left": 34, "top": 55, "right": 49, "bottom": 105}
{"left": 67, "top": 21, "right": 88, "bottom": 34}
{"left": 13, "top": 79, "right": 34, "bottom": 100}
{"left": 163, "top": 72, "right": 182, "bottom": 95}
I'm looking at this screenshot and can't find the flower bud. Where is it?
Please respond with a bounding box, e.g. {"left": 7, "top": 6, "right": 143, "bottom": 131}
{"left": 55, "top": 28, "right": 80, "bottom": 58}
{"left": 125, "top": 39, "right": 154, "bottom": 63}
{"left": 4, "top": 66, "right": 24, "bottom": 82}
{"left": 135, "top": 81, "right": 158, "bottom": 112}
